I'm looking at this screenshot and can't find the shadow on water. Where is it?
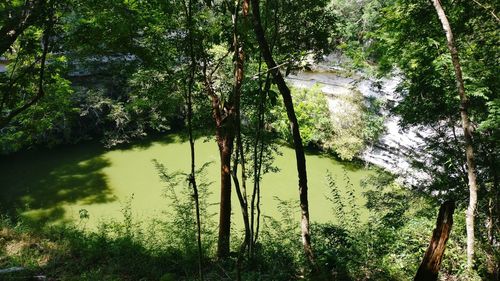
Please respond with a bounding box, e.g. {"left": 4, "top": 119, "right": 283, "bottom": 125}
{"left": 0, "top": 142, "right": 116, "bottom": 226}
{"left": 111, "top": 129, "right": 210, "bottom": 151}
{"left": 112, "top": 132, "right": 184, "bottom": 151}
{"left": 0, "top": 130, "right": 210, "bottom": 226}
{"left": 301, "top": 145, "right": 368, "bottom": 172}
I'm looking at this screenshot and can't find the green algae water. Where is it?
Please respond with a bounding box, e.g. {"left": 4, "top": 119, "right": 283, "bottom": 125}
{"left": 0, "top": 134, "right": 376, "bottom": 229}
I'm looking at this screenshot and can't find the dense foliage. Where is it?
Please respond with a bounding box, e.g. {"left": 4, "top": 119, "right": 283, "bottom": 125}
{"left": 369, "top": 1, "right": 499, "bottom": 277}
{"left": 0, "top": 0, "right": 498, "bottom": 280}
{"left": 271, "top": 85, "right": 384, "bottom": 160}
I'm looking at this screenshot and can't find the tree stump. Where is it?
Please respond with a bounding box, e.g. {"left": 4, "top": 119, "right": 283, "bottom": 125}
{"left": 414, "top": 200, "right": 455, "bottom": 281}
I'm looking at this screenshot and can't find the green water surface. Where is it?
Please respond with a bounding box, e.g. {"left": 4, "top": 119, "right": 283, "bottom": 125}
{"left": 0, "top": 134, "right": 376, "bottom": 228}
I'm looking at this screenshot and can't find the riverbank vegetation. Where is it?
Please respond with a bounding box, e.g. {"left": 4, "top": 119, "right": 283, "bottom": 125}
{"left": 0, "top": 179, "right": 481, "bottom": 280}
{"left": 1, "top": 0, "right": 498, "bottom": 280}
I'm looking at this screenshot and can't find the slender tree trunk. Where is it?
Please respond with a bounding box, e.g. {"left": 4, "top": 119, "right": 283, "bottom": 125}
{"left": 212, "top": 0, "right": 248, "bottom": 259}
{"left": 250, "top": 10, "right": 277, "bottom": 247}
{"left": 233, "top": 119, "right": 250, "bottom": 255}
{"left": 188, "top": 59, "right": 204, "bottom": 281}
{"left": 230, "top": 0, "right": 251, "bottom": 263}
{"left": 250, "top": 70, "right": 269, "bottom": 254}
{"left": 233, "top": 140, "right": 250, "bottom": 264}
{"left": 202, "top": 44, "right": 235, "bottom": 260}
{"left": 250, "top": 68, "right": 262, "bottom": 255}
{"left": 414, "top": 201, "right": 455, "bottom": 281}
{"left": 486, "top": 152, "right": 499, "bottom": 280}
{"left": 250, "top": 4, "right": 276, "bottom": 251}
{"left": 233, "top": 137, "right": 250, "bottom": 281}
{"left": 250, "top": 0, "right": 315, "bottom": 266}
{"left": 184, "top": 0, "right": 204, "bottom": 279}
{"left": 431, "top": 0, "right": 479, "bottom": 270}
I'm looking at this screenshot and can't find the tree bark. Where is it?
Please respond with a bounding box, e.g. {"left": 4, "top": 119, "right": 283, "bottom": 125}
{"left": 203, "top": 54, "right": 235, "bottom": 259}
{"left": 250, "top": 8, "right": 277, "bottom": 251}
{"left": 212, "top": 0, "right": 248, "bottom": 260}
{"left": 216, "top": 134, "right": 234, "bottom": 258}
{"left": 232, "top": 140, "right": 250, "bottom": 236}
{"left": 414, "top": 201, "right": 455, "bottom": 281}
{"left": 431, "top": 0, "right": 479, "bottom": 270}
{"left": 250, "top": 0, "right": 315, "bottom": 266}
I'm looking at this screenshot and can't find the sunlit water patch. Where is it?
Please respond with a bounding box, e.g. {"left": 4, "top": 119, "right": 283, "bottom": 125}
{"left": 0, "top": 134, "right": 377, "bottom": 229}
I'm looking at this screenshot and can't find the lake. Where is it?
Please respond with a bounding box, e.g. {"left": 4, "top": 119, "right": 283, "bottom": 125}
{"left": 0, "top": 134, "right": 378, "bottom": 229}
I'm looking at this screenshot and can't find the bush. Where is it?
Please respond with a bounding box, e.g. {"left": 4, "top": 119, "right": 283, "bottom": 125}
{"left": 271, "top": 85, "right": 385, "bottom": 161}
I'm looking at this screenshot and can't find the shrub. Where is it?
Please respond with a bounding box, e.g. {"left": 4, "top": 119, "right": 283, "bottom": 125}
{"left": 271, "top": 85, "right": 385, "bottom": 160}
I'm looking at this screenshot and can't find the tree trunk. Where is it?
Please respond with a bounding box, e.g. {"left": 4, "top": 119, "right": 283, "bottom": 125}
{"left": 213, "top": 0, "right": 248, "bottom": 260}
{"left": 414, "top": 201, "right": 455, "bottom": 281}
{"left": 232, "top": 141, "right": 250, "bottom": 233}
{"left": 250, "top": 0, "right": 315, "bottom": 266}
{"left": 203, "top": 14, "right": 243, "bottom": 258}
{"left": 203, "top": 62, "right": 236, "bottom": 259}
{"left": 188, "top": 53, "right": 204, "bottom": 281}
{"left": 231, "top": 0, "right": 251, "bottom": 260}
{"left": 486, "top": 153, "right": 499, "bottom": 280}
{"left": 202, "top": 32, "right": 240, "bottom": 260}
{"left": 431, "top": 0, "right": 479, "bottom": 270}
{"left": 250, "top": 71, "right": 269, "bottom": 253}
{"left": 216, "top": 134, "right": 234, "bottom": 258}
{"left": 184, "top": 0, "right": 204, "bottom": 279}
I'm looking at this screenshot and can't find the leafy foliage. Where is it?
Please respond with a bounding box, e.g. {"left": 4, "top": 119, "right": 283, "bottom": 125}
{"left": 271, "top": 85, "right": 384, "bottom": 160}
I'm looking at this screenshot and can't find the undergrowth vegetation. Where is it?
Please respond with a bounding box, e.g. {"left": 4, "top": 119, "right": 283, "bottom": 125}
{"left": 0, "top": 173, "right": 488, "bottom": 281}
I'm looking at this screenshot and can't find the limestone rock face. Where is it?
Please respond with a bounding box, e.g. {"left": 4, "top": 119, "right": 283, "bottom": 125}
{"left": 286, "top": 59, "right": 434, "bottom": 185}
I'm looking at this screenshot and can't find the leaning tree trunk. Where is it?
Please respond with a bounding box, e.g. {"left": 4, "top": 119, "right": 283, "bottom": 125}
{"left": 414, "top": 201, "right": 455, "bottom": 281}
{"left": 250, "top": 0, "right": 315, "bottom": 266}
{"left": 431, "top": 0, "right": 479, "bottom": 270}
